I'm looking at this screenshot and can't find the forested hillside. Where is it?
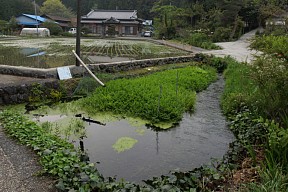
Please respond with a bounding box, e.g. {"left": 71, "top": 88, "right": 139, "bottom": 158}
{"left": 1, "top": 0, "right": 287, "bottom": 20}
{"left": 0, "top": 0, "right": 287, "bottom": 40}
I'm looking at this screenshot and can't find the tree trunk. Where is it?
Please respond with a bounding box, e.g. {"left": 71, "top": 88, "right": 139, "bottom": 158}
{"left": 230, "top": 15, "right": 238, "bottom": 40}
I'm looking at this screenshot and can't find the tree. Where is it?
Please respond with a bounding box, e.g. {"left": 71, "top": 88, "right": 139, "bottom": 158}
{"left": 8, "top": 16, "right": 18, "bottom": 33}
{"left": 0, "top": 0, "right": 34, "bottom": 21}
{"left": 0, "top": 20, "right": 8, "bottom": 34}
{"left": 43, "top": 21, "right": 63, "bottom": 35}
{"left": 41, "top": 0, "right": 74, "bottom": 18}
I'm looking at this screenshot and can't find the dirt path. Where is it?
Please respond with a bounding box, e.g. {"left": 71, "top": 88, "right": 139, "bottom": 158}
{"left": 0, "top": 125, "right": 56, "bottom": 192}
{"left": 201, "top": 28, "right": 262, "bottom": 63}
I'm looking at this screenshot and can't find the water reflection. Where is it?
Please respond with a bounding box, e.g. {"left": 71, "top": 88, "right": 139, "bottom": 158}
{"left": 0, "top": 46, "right": 134, "bottom": 68}
{"left": 0, "top": 46, "right": 75, "bottom": 68}
{"left": 34, "top": 76, "right": 234, "bottom": 183}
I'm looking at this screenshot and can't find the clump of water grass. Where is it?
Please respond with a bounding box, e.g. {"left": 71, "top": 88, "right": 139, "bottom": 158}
{"left": 78, "top": 66, "right": 217, "bottom": 125}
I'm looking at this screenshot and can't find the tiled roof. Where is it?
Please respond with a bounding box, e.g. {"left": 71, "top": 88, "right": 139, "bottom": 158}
{"left": 83, "top": 10, "right": 138, "bottom": 20}
{"left": 42, "top": 14, "right": 71, "bottom": 22}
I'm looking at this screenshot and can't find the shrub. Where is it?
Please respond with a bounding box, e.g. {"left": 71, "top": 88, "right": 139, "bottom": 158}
{"left": 212, "top": 27, "right": 231, "bottom": 42}
{"left": 249, "top": 55, "right": 288, "bottom": 120}
{"left": 43, "top": 21, "right": 63, "bottom": 36}
{"left": 81, "top": 26, "right": 92, "bottom": 34}
{"left": 185, "top": 32, "right": 220, "bottom": 50}
{"left": 250, "top": 35, "right": 288, "bottom": 61}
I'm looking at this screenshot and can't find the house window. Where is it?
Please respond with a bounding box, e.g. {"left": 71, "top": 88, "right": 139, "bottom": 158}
{"left": 92, "top": 26, "right": 96, "bottom": 33}
{"left": 96, "top": 25, "right": 102, "bottom": 34}
{"left": 123, "top": 26, "right": 134, "bottom": 35}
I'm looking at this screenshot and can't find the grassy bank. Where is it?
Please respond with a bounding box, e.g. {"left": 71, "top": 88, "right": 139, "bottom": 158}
{"left": 221, "top": 34, "right": 288, "bottom": 191}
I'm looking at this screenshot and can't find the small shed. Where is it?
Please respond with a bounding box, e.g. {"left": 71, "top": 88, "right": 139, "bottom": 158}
{"left": 16, "top": 14, "right": 47, "bottom": 27}
{"left": 20, "top": 28, "right": 50, "bottom": 37}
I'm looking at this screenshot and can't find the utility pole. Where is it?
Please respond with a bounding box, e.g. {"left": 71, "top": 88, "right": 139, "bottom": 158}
{"left": 76, "top": 0, "right": 81, "bottom": 66}
{"left": 34, "top": 0, "right": 38, "bottom": 37}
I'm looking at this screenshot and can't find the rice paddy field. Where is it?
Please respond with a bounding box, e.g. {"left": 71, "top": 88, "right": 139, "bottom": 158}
{"left": 0, "top": 37, "right": 189, "bottom": 68}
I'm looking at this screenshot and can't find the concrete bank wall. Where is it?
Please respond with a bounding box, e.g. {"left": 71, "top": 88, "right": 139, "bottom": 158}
{"left": 0, "top": 55, "right": 200, "bottom": 79}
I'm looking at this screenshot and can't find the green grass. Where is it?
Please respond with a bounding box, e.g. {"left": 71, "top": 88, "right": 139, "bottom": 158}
{"left": 221, "top": 60, "right": 256, "bottom": 115}
{"left": 78, "top": 66, "right": 217, "bottom": 125}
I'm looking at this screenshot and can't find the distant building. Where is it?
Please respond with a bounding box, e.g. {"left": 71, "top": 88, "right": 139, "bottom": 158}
{"left": 41, "top": 14, "right": 73, "bottom": 31}
{"left": 265, "top": 13, "right": 288, "bottom": 26}
{"left": 16, "top": 14, "right": 47, "bottom": 27}
{"left": 81, "top": 10, "right": 143, "bottom": 36}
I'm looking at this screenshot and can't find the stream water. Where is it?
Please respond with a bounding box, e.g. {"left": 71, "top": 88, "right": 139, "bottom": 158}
{"left": 69, "top": 75, "right": 234, "bottom": 182}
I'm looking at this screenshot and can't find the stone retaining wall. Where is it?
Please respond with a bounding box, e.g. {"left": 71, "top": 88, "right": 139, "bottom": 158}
{"left": 0, "top": 54, "right": 204, "bottom": 105}
{"left": 0, "top": 80, "right": 59, "bottom": 105}
{"left": 0, "top": 55, "right": 200, "bottom": 79}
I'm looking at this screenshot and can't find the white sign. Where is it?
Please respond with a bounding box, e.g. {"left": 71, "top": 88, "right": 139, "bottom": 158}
{"left": 57, "top": 67, "right": 72, "bottom": 80}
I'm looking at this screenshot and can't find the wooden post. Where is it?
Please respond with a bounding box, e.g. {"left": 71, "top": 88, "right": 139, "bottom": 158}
{"left": 72, "top": 50, "right": 105, "bottom": 87}
{"left": 76, "top": 0, "right": 81, "bottom": 66}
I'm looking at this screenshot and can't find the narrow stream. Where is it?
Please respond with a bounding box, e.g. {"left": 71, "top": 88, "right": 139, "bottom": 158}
{"left": 75, "top": 75, "right": 234, "bottom": 182}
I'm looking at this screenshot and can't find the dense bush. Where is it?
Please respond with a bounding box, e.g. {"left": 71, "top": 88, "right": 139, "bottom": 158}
{"left": 250, "top": 35, "right": 288, "bottom": 61}
{"left": 221, "top": 48, "right": 288, "bottom": 191}
{"left": 249, "top": 55, "right": 288, "bottom": 120}
{"left": 212, "top": 27, "right": 232, "bottom": 42}
{"left": 184, "top": 32, "right": 220, "bottom": 50}
{"left": 43, "top": 21, "right": 63, "bottom": 36}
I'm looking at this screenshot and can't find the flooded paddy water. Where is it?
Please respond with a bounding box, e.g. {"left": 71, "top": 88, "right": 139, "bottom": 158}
{"left": 33, "top": 75, "right": 234, "bottom": 183}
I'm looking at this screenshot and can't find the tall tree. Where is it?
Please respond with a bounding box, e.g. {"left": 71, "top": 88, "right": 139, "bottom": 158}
{"left": 0, "top": 0, "right": 34, "bottom": 21}
{"left": 41, "top": 0, "right": 74, "bottom": 18}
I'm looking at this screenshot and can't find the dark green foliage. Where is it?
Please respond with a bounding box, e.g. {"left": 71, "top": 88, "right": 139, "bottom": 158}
{"left": 212, "top": 27, "right": 232, "bottom": 42}
{"left": 221, "top": 41, "right": 288, "bottom": 190}
{"left": 0, "top": 0, "right": 34, "bottom": 21}
{"left": 73, "top": 77, "right": 100, "bottom": 96}
{"left": 228, "top": 106, "right": 268, "bottom": 145}
{"left": 249, "top": 55, "right": 288, "bottom": 120}
{"left": 81, "top": 26, "right": 92, "bottom": 34}
{"left": 250, "top": 35, "right": 288, "bottom": 61}
{"left": 184, "top": 33, "right": 221, "bottom": 50}
{"left": 79, "top": 66, "right": 217, "bottom": 124}
{"left": 0, "top": 111, "right": 105, "bottom": 191}
{"left": 43, "top": 21, "right": 63, "bottom": 36}
{"left": 204, "top": 56, "right": 229, "bottom": 73}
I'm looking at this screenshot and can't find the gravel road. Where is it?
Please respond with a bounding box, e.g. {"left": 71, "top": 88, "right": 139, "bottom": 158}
{"left": 202, "top": 28, "right": 262, "bottom": 63}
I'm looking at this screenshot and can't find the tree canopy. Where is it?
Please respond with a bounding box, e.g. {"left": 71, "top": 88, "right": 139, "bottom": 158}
{"left": 0, "top": 0, "right": 34, "bottom": 21}
{"left": 40, "top": 0, "right": 74, "bottom": 18}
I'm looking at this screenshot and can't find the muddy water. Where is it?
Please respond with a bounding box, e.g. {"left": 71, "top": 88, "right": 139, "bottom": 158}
{"left": 75, "top": 75, "right": 234, "bottom": 182}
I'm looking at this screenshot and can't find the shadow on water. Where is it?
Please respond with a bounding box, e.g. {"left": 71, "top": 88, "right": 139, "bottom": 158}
{"left": 67, "top": 75, "right": 234, "bottom": 183}
{"left": 34, "top": 75, "right": 234, "bottom": 183}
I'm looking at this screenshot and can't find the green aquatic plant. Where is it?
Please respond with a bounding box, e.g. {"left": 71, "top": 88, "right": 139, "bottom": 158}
{"left": 80, "top": 66, "right": 217, "bottom": 126}
{"left": 112, "top": 137, "right": 138, "bottom": 153}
